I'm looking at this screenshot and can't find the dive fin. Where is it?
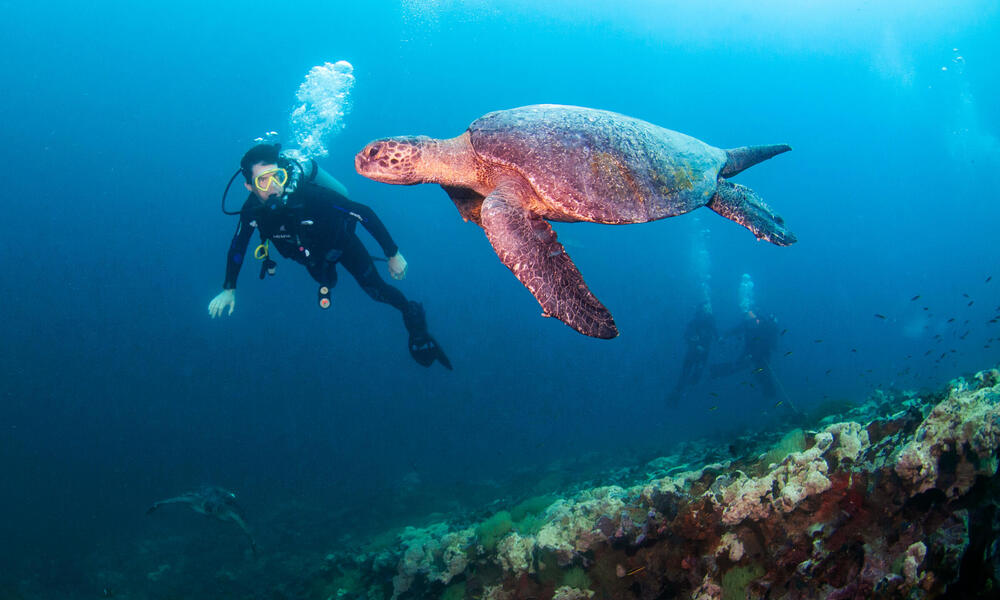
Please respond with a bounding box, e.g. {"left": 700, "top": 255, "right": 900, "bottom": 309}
{"left": 721, "top": 145, "right": 791, "bottom": 178}
{"left": 409, "top": 333, "right": 453, "bottom": 370}
{"left": 480, "top": 179, "right": 618, "bottom": 339}
{"left": 403, "top": 302, "right": 453, "bottom": 370}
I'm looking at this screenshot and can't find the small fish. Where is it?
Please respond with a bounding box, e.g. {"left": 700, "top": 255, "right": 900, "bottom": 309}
{"left": 875, "top": 313, "right": 887, "bottom": 319}
{"left": 784, "top": 351, "right": 793, "bottom": 356}
{"left": 709, "top": 406, "right": 718, "bottom": 411}
{"left": 910, "top": 295, "right": 920, "bottom": 301}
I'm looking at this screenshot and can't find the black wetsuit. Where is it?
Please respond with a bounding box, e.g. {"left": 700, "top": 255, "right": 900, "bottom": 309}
{"left": 668, "top": 310, "right": 717, "bottom": 405}
{"left": 711, "top": 314, "right": 779, "bottom": 401}
{"left": 742, "top": 315, "right": 779, "bottom": 400}
{"left": 224, "top": 183, "right": 407, "bottom": 313}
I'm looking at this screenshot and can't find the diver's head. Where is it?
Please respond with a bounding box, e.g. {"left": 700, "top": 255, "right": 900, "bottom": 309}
{"left": 241, "top": 144, "right": 286, "bottom": 203}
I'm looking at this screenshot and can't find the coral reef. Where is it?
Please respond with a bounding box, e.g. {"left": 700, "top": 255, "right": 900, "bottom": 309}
{"left": 314, "top": 366, "right": 1000, "bottom": 599}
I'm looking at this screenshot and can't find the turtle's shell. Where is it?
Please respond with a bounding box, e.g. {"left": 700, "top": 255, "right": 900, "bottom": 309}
{"left": 468, "top": 105, "right": 727, "bottom": 224}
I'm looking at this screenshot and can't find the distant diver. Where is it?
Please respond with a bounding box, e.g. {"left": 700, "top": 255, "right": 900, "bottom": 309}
{"left": 146, "top": 486, "right": 258, "bottom": 556}
{"left": 668, "top": 303, "right": 718, "bottom": 406}
{"left": 711, "top": 309, "right": 782, "bottom": 402}
{"left": 355, "top": 104, "right": 795, "bottom": 338}
{"left": 209, "top": 143, "right": 452, "bottom": 370}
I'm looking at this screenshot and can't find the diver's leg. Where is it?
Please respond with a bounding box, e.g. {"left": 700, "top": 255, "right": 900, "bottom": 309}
{"left": 307, "top": 254, "right": 340, "bottom": 309}
{"left": 338, "top": 234, "right": 408, "bottom": 310}
{"left": 755, "top": 361, "right": 778, "bottom": 401}
{"left": 668, "top": 353, "right": 698, "bottom": 406}
{"left": 340, "top": 235, "right": 452, "bottom": 369}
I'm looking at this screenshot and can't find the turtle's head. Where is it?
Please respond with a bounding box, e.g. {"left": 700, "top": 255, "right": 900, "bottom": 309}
{"left": 355, "top": 136, "right": 432, "bottom": 185}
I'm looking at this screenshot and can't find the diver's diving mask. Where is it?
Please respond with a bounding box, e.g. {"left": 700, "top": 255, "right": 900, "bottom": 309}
{"left": 254, "top": 167, "right": 288, "bottom": 192}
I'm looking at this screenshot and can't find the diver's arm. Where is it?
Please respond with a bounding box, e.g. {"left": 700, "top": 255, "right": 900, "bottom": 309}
{"left": 223, "top": 213, "right": 255, "bottom": 289}
{"left": 338, "top": 198, "right": 399, "bottom": 258}
{"left": 210, "top": 213, "right": 254, "bottom": 318}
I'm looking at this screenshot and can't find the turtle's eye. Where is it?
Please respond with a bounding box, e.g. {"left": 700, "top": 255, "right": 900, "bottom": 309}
{"left": 368, "top": 145, "right": 380, "bottom": 158}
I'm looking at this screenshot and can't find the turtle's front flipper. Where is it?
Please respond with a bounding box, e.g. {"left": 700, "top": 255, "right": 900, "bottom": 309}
{"left": 228, "top": 513, "right": 258, "bottom": 557}
{"left": 708, "top": 180, "right": 797, "bottom": 246}
{"left": 480, "top": 179, "right": 618, "bottom": 339}
{"left": 146, "top": 495, "right": 195, "bottom": 515}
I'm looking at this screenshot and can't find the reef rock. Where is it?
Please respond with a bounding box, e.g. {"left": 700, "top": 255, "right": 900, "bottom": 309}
{"left": 317, "top": 366, "right": 1000, "bottom": 599}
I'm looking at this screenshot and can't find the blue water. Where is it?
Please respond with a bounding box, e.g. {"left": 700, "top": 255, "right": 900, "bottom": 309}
{"left": 2, "top": 0, "right": 998, "bottom": 595}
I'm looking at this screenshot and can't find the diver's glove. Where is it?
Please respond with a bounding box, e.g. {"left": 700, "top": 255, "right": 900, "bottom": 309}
{"left": 209, "top": 289, "right": 236, "bottom": 318}
{"left": 388, "top": 252, "right": 408, "bottom": 280}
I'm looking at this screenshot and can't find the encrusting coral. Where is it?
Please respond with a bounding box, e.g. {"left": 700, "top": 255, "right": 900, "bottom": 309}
{"left": 316, "top": 366, "right": 1000, "bottom": 599}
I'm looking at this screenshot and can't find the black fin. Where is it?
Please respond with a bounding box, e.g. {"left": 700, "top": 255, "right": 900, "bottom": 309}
{"left": 409, "top": 333, "right": 453, "bottom": 370}
{"left": 721, "top": 145, "right": 792, "bottom": 178}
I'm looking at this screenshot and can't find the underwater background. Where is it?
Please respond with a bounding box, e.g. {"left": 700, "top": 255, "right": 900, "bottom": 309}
{"left": 1, "top": 0, "right": 999, "bottom": 597}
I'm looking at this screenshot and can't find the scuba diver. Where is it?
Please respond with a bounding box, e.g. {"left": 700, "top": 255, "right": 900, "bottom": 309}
{"left": 711, "top": 310, "right": 781, "bottom": 402}
{"left": 667, "top": 303, "right": 718, "bottom": 406}
{"left": 208, "top": 143, "right": 452, "bottom": 369}
{"left": 146, "top": 486, "right": 257, "bottom": 556}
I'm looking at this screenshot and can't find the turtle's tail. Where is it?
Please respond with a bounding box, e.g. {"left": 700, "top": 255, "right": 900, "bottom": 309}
{"left": 721, "top": 145, "right": 791, "bottom": 178}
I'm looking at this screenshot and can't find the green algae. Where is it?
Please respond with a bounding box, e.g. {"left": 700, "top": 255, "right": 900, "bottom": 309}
{"left": 510, "top": 494, "right": 557, "bottom": 522}
{"left": 761, "top": 429, "right": 806, "bottom": 467}
{"left": 721, "top": 564, "right": 765, "bottom": 600}
{"left": 441, "top": 582, "right": 465, "bottom": 600}
{"left": 560, "top": 566, "right": 591, "bottom": 590}
{"left": 476, "top": 511, "right": 513, "bottom": 552}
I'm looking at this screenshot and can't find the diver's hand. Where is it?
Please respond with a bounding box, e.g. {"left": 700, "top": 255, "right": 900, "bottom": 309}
{"left": 209, "top": 289, "right": 236, "bottom": 318}
{"left": 388, "top": 252, "right": 408, "bottom": 280}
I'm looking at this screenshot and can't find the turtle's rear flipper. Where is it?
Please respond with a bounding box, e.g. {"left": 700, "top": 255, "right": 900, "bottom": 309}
{"left": 708, "top": 180, "right": 797, "bottom": 246}
{"left": 481, "top": 179, "right": 618, "bottom": 339}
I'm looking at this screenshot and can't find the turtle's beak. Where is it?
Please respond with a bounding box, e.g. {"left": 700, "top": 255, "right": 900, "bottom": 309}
{"left": 355, "top": 140, "right": 386, "bottom": 180}
{"left": 354, "top": 137, "right": 425, "bottom": 185}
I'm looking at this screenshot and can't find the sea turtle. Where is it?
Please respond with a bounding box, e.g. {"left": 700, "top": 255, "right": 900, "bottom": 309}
{"left": 147, "top": 486, "right": 257, "bottom": 556}
{"left": 355, "top": 104, "right": 795, "bottom": 339}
